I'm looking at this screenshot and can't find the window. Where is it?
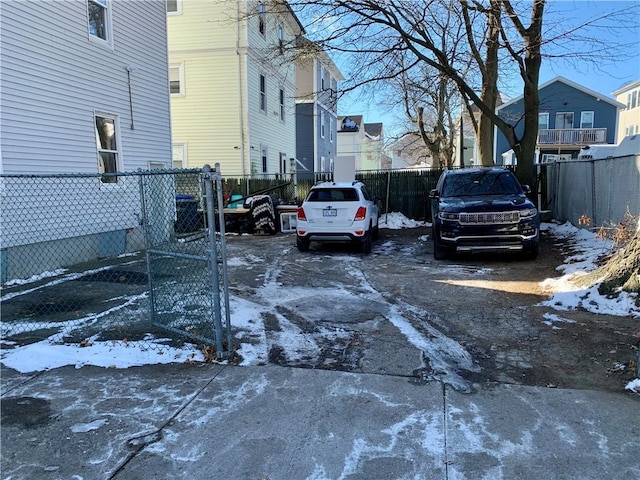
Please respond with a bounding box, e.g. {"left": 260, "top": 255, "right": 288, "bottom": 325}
{"left": 320, "top": 156, "right": 326, "bottom": 172}
{"left": 278, "top": 24, "right": 284, "bottom": 53}
{"left": 555, "top": 112, "right": 574, "bottom": 129}
{"left": 320, "top": 112, "right": 325, "bottom": 138}
{"left": 627, "top": 90, "right": 638, "bottom": 109}
{"left": 279, "top": 88, "right": 285, "bottom": 121}
{"left": 258, "top": 1, "right": 265, "bottom": 35}
{"left": 166, "top": 0, "right": 182, "bottom": 14}
{"left": 538, "top": 112, "right": 549, "bottom": 130}
{"left": 169, "top": 64, "right": 184, "bottom": 96}
{"left": 88, "top": 0, "right": 112, "bottom": 45}
{"left": 95, "top": 113, "right": 120, "bottom": 183}
{"left": 329, "top": 117, "right": 334, "bottom": 142}
{"left": 321, "top": 68, "right": 325, "bottom": 90}
{"left": 261, "top": 146, "right": 268, "bottom": 173}
{"left": 625, "top": 125, "right": 640, "bottom": 136}
{"left": 172, "top": 143, "right": 187, "bottom": 168}
{"left": 280, "top": 152, "right": 287, "bottom": 174}
{"left": 259, "top": 74, "right": 266, "bottom": 111}
{"left": 580, "top": 111, "right": 594, "bottom": 129}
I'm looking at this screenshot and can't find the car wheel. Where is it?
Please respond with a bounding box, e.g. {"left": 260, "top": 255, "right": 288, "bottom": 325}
{"left": 360, "top": 230, "right": 372, "bottom": 254}
{"left": 432, "top": 227, "right": 449, "bottom": 260}
{"left": 297, "top": 236, "right": 310, "bottom": 252}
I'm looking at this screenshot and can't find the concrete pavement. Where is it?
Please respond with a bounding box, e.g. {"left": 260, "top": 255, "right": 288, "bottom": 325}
{"left": 1, "top": 363, "right": 639, "bottom": 479}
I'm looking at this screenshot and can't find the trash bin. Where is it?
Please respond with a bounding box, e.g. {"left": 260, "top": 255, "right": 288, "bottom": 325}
{"left": 175, "top": 194, "right": 201, "bottom": 233}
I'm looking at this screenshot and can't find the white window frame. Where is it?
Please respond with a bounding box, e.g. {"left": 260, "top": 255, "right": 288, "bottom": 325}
{"left": 580, "top": 111, "right": 594, "bottom": 129}
{"left": 259, "top": 74, "right": 267, "bottom": 112}
{"left": 329, "top": 117, "right": 334, "bottom": 142}
{"left": 87, "top": 0, "right": 113, "bottom": 48}
{"left": 320, "top": 111, "right": 325, "bottom": 138}
{"left": 169, "top": 64, "right": 185, "bottom": 96}
{"left": 94, "top": 111, "right": 122, "bottom": 184}
{"left": 278, "top": 24, "right": 284, "bottom": 53}
{"left": 279, "top": 88, "right": 285, "bottom": 122}
{"left": 166, "top": 0, "right": 182, "bottom": 15}
{"left": 172, "top": 143, "right": 187, "bottom": 168}
{"left": 261, "top": 145, "right": 268, "bottom": 173}
{"left": 320, "top": 156, "right": 326, "bottom": 173}
{"left": 538, "top": 112, "right": 549, "bottom": 130}
{"left": 555, "top": 112, "right": 574, "bottom": 129}
{"left": 258, "top": 0, "right": 266, "bottom": 36}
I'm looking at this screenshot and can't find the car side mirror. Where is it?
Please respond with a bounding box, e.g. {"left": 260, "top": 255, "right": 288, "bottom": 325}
{"left": 522, "top": 185, "right": 531, "bottom": 194}
{"left": 429, "top": 189, "right": 439, "bottom": 199}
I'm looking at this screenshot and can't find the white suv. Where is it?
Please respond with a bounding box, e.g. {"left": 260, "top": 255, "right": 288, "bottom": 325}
{"left": 296, "top": 181, "right": 380, "bottom": 254}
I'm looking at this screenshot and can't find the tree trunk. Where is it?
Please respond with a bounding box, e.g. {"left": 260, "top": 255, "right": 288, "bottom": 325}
{"left": 575, "top": 232, "right": 640, "bottom": 296}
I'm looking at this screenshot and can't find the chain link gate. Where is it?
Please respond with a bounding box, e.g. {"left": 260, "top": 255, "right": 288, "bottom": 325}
{"left": 142, "top": 164, "right": 233, "bottom": 359}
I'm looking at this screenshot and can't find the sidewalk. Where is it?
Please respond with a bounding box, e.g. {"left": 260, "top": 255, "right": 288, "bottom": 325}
{"left": 2, "top": 363, "right": 639, "bottom": 479}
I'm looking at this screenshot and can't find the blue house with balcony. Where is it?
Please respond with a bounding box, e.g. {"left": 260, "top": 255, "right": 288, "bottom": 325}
{"left": 495, "top": 76, "right": 625, "bottom": 164}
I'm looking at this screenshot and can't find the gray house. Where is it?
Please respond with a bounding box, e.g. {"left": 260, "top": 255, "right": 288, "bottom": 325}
{"left": 495, "top": 76, "right": 625, "bottom": 164}
{"left": 295, "top": 38, "right": 344, "bottom": 179}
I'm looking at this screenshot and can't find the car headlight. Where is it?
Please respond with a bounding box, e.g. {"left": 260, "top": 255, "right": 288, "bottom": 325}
{"left": 439, "top": 211, "right": 459, "bottom": 221}
{"left": 519, "top": 208, "right": 538, "bottom": 219}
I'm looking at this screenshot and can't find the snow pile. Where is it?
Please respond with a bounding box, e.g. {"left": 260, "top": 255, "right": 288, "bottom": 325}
{"left": 379, "top": 212, "right": 427, "bottom": 229}
{"left": 539, "top": 222, "right": 639, "bottom": 318}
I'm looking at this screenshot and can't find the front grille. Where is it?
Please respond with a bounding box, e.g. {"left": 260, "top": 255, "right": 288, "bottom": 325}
{"left": 459, "top": 211, "right": 520, "bottom": 225}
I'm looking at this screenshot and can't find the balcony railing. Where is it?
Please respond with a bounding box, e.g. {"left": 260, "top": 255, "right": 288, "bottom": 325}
{"left": 537, "top": 128, "right": 607, "bottom": 145}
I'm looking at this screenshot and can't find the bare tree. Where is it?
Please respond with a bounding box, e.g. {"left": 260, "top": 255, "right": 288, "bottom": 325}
{"left": 288, "top": 0, "right": 638, "bottom": 189}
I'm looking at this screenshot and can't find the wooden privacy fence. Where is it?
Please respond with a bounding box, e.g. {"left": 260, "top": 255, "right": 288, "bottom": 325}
{"left": 219, "top": 169, "right": 444, "bottom": 221}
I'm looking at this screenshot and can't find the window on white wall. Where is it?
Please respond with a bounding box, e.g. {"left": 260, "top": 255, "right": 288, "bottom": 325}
{"left": 279, "top": 88, "right": 285, "bottom": 121}
{"left": 258, "top": 1, "right": 266, "bottom": 36}
{"left": 329, "top": 117, "right": 334, "bottom": 142}
{"left": 260, "top": 74, "right": 266, "bottom": 111}
{"left": 320, "top": 156, "right": 326, "bottom": 173}
{"left": 166, "top": 0, "right": 182, "bottom": 14}
{"left": 95, "top": 112, "right": 121, "bottom": 183}
{"left": 278, "top": 24, "right": 284, "bottom": 53}
{"left": 169, "top": 64, "right": 184, "bottom": 96}
{"left": 261, "top": 146, "right": 268, "bottom": 173}
{"left": 87, "top": 0, "right": 112, "bottom": 45}
{"left": 580, "top": 111, "right": 594, "bottom": 129}
{"left": 320, "top": 112, "right": 325, "bottom": 138}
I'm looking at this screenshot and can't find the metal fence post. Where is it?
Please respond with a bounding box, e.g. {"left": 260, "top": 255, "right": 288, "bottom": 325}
{"left": 203, "top": 164, "right": 226, "bottom": 357}
{"left": 139, "top": 172, "right": 156, "bottom": 324}
{"left": 214, "top": 163, "right": 233, "bottom": 355}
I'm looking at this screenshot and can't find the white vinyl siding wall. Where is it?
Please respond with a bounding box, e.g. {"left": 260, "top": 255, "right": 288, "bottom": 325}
{"left": 0, "top": 0, "right": 172, "bottom": 175}
{"left": 1, "top": 0, "right": 172, "bottom": 249}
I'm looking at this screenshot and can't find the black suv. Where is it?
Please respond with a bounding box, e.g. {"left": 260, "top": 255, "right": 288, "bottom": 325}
{"left": 428, "top": 168, "right": 539, "bottom": 259}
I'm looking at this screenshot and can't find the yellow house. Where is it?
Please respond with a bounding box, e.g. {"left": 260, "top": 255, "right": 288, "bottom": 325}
{"left": 613, "top": 80, "right": 640, "bottom": 143}
{"left": 167, "top": 0, "right": 304, "bottom": 176}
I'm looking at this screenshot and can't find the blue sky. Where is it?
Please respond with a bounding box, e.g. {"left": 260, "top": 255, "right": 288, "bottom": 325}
{"left": 335, "top": 1, "right": 640, "bottom": 135}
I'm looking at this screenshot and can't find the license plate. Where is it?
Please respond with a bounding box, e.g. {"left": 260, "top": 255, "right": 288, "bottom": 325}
{"left": 323, "top": 208, "right": 337, "bottom": 217}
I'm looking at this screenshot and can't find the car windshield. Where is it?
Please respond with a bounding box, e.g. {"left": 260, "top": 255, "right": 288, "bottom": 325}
{"left": 442, "top": 170, "right": 522, "bottom": 197}
{"left": 307, "top": 188, "right": 359, "bottom": 202}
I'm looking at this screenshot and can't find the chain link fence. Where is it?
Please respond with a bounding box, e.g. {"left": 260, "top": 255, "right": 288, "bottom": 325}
{"left": 1, "top": 167, "right": 232, "bottom": 358}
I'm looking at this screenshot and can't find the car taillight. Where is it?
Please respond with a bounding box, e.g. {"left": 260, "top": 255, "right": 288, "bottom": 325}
{"left": 297, "top": 206, "right": 307, "bottom": 221}
{"left": 354, "top": 206, "right": 366, "bottom": 221}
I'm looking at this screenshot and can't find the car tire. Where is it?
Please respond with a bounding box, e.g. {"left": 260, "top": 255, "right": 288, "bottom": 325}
{"left": 297, "top": 236, "right": 310, "bottom": 252}
{"left": 432, "top": 227, "right": 449, "bottom": 260}
{"left": 360, "top": 230, "right": 372, "bottom": 254}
